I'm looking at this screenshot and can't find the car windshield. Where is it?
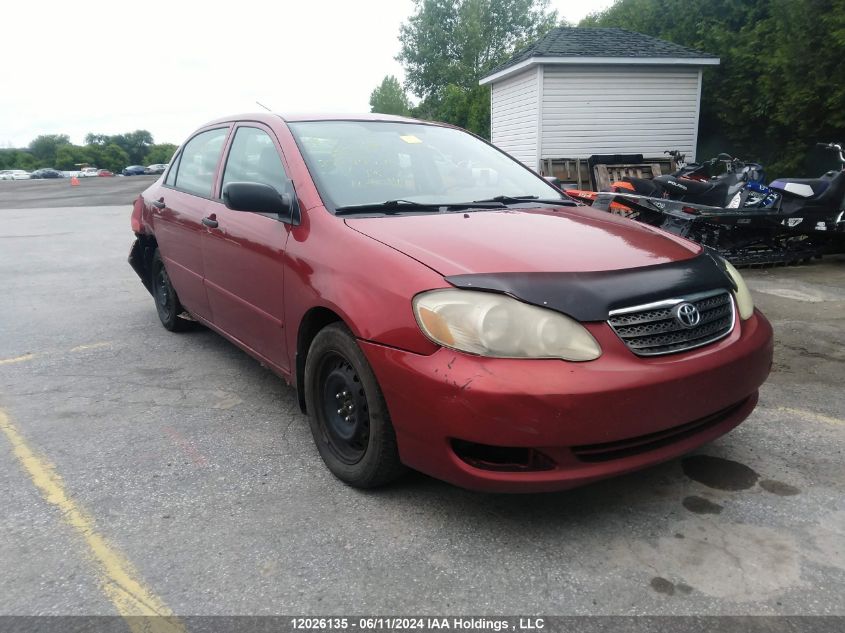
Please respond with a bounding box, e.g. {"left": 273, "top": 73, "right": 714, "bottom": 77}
{"left": 287, "top": 120, "right": 563, "bottom": 210}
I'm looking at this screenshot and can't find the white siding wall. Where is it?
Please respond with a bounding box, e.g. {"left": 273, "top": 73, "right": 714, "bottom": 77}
{"left": 540, "top": 66, "right": 701, "bottom": 160}
{"left": 490, "top": 68, "right": 539, "bottom": 169}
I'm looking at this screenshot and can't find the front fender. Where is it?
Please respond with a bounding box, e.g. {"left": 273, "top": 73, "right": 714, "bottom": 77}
{"left": 283, "top": 209, "right": 444, "bottom": 360}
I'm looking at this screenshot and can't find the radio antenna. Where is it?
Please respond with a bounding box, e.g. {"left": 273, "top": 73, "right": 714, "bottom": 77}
{"left": 255, "top": 101, "right": 273, "bottom": 112}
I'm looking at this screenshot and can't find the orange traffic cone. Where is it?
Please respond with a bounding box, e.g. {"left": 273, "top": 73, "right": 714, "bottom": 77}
{"left": 71, "top": 176, "right": 80, "bottom": 186}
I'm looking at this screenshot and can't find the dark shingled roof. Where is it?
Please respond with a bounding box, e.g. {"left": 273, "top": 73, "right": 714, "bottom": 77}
{"left": 484, "top": 27, "right": 718, "bottom": 78}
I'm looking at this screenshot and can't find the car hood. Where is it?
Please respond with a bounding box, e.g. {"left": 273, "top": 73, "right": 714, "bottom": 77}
{"left": 344, "top": 205, "right": 700, "bottom": 275}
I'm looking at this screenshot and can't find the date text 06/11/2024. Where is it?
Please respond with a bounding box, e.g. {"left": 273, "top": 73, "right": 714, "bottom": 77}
{"left": 290, "top": 617, "right": 546, "bottom": 631}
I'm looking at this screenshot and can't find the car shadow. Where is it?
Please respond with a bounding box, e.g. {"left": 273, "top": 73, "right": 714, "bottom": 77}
{"left": 182, "top": 321, "right": 705, "bottom": 528}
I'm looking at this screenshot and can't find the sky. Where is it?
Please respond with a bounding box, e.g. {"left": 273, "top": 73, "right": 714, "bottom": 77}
{"left": 0, "top": 0, "right": 613, "bottom": 149}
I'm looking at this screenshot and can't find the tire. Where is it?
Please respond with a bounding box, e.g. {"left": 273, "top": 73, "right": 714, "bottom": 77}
{"left": 304, "top": 323, "right": 405, "bottom": 488}
{"left": 150, "top": 250, "right": 192, "bottom": 332}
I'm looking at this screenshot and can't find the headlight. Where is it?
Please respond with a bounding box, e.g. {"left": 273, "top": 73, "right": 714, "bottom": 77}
{"left": 723, "top": 259, "right": 754, "bottom": 320}
{"left": 413, "top": 289, "right": 601, "bottom": 361}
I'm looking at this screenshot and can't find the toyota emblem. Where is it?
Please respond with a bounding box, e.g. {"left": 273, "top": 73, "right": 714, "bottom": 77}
{"left": 674, "top": 302, "right": 701, "bottom": 328}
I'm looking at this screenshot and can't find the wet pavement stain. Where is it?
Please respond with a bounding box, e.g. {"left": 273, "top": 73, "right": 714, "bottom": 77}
{"left": 650, "top": 577, "right": 675, "bottom": 595}
{"left": 650, "top": 576, "right": 694, "bottom": 596}
{"left": 760, "top": 479, "right": 801, "bottom": 496}
{"left": 682, "top": 495, "right": 724, "bottom": 514}
{"left": 681, "top": 455, "right": 759, "bottom": 490}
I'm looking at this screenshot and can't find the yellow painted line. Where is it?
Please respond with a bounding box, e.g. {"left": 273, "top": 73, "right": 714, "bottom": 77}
{"left": 0, "top": 343, "right": 111, "bottom": 365}
{"left": 777, "top": 406, "right": 845, "bottom": 426}
{"left": 69, "top": 342, "right": 111, "bottom": 353}
{"left": 0, "top": 353, "right": 35, "bottom": 366}
{"left": 0, "top": 409, "right": 184, "bottom": 633}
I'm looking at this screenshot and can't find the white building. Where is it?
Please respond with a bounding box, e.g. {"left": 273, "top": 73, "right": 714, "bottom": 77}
{"left": 480, "top": 27, "right": 720, "bottom": 174}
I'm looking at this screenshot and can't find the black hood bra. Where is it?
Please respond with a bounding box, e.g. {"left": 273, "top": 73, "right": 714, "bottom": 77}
{"left": 444, "top": 252, "right": 735, "bottom": 322}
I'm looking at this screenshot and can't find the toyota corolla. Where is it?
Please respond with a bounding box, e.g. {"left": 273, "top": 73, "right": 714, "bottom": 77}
{"left": 128, "top": 113, "right": 773, "bottom": 492}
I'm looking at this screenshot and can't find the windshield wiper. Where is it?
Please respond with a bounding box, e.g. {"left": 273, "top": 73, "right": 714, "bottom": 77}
{"left": 473, "top": 195, "right": 578, "bottom": 206}
{"left": 335, "top": 199, "right": 505, "bottom": 215}
{"left": 335, "top": 200, "right": 443, "bottom": 215}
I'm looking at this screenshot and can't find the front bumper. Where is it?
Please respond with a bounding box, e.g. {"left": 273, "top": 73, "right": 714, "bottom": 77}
{"left": 360, "top": 310, "right": 773, "bottom": 493}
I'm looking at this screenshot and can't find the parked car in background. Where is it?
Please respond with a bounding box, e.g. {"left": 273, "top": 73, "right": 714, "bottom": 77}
{"left": 80, "top": 167, "right": 100, "bottom": 178}
{"left": 122, "top": 165, "right": 147, "bottom": 176}
{"left": 98, "top": 169, "right": 115, "bottom": 177}
{"left": 144, "top": 163, "right": 168, "bottom": 175}
{"left": 128, "top": 113, "right": 774, "bottom": 493}
{"left": 0, "top": 169, "right": 32, "bottom": 180}
{"left": 30, "top": 168, "right": 64, "bottom": 179}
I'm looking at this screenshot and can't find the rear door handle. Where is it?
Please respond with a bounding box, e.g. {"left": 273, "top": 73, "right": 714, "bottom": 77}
{"left": 152, "top": 199, "right": 166, "bottom": 209}
{"left": 202, "top": 216, "right": 219, "bottom": 228}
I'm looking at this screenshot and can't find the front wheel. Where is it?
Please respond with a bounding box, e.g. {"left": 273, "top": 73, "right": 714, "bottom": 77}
{"left": 150, "top": 250, "right": 192, "bottom": 332}
{"left": 304, "top": 323, "right": 405, "bottom": 488}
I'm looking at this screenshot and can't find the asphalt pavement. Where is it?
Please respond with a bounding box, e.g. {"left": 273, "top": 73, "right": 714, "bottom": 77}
{"left": 0, "top": 179, "right": 843, "bottom": 619}
{"left": 0, "top": 175, "right": 157, "bottom": 209}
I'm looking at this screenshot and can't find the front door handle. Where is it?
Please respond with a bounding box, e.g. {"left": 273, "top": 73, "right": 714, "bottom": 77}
{"left": 152, "top": 199, "right": 166, "bottom": 209}
{"left": 202, "top": 216, "right": 219, "bottom": 228}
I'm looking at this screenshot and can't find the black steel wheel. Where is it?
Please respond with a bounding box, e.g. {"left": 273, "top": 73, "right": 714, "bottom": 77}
{"left": 150, "top": 250, "right": 192, "bottom": 332}
{"left": 304, "top": 323, "right": 405, "bottom": 488}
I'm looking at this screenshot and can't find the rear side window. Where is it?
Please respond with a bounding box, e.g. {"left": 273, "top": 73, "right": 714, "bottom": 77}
{"left": 164, "top": 153, "right": 181, "bottom": 186}
{"left": 221, "top": 127, "right": 287, "bottom": 194}
{"left": 172, "top": 128, "right": 228, "bottom": 197}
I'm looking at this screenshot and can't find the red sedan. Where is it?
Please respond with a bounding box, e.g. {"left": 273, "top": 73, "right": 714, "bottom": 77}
{"left": 128, "top": 113, "right": 773, "bottom": 492}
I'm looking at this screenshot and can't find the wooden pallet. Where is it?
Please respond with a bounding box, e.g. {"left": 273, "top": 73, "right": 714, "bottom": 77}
{"left": 542, "top": 156, "right": 677, "bottom": 191}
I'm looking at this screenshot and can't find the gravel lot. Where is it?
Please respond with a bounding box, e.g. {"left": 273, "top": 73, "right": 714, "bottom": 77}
{"left": 0, "top": 178, "right": 843, "bottom": 619}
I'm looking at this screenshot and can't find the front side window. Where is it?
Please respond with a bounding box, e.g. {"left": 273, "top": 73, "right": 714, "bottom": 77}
{"left": 221, "top": 127, "right": 287, "bottom": 193}
{"left": 288, "top": 120, "right": 563, "bottom": 209}
{"left": 173, "top": 128, "right": 228, "bottom": 197}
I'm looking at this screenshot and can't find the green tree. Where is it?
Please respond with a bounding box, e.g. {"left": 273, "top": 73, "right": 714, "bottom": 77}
{"left": 28, "top": 134, "right": 71, "bottom": 166}
{"left": 397, "top": 0, "right": 558, "bottom": 137}
{"left": 0, "top": 149, "right": 33, "bottom": 170}
{"left": 369, "top": 75, "right": 412, "bottom": 116}
{"left": 581, "top": 0, "right": 845, "bottom": 176}
{"left": 144, "top": 143, "right": 178, "bottom": 165}
{"left": 54, "top": 145, "right": 95, "bottom": 171}
{"left": 433, "top": 84, "right": 490, "bottom": 136}
{"left": 84, "top": 130, "right": 154, "bottom": 164}
{"left": 88, "top": 143, "right": 130, "bottom": 173}
{"left": 84, "top": 133, "right": 110, "bottom": 146}
{"left": 117, "top": 130, "right": 154, "bottom": 164}
{"left": 399, "top": 0, "right": 557, "bottom": 100}
{"left": 14, "top": 151, "right": 38, "bottom": 171}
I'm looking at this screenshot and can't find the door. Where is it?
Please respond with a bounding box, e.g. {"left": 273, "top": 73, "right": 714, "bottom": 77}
{"left": 202, "top": 124, "right": 292, "bottom": 372}
{"left": 152, "top": 127, "right": 230, "bottom": 321}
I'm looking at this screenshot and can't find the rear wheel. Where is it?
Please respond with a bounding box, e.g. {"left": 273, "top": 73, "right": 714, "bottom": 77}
{"left": 150, "top": 250, "right": 192, "bottom": 332}
{"left": 304, "top": 323, "right": 405, "bottom": 488}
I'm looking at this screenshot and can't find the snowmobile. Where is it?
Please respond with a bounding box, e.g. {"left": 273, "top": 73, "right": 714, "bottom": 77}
{"left": 583, "top": 143, "right": 845, "bottom": 266}
{"left": 566, "top": 152, "right": 774, "bottom": 211}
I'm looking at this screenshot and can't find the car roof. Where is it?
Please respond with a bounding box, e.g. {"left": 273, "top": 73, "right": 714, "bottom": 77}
{"left": 200, "top": 112, "right": 440, "bottom": 128}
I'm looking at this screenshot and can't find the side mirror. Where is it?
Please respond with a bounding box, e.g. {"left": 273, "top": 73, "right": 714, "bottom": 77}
{"left": 222, "top": 181, "right": 299, "bottom": 224}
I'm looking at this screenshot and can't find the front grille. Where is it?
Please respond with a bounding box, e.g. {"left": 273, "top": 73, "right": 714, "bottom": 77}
{"left": 608, "top": 290, "right": 735, "bottom": 356}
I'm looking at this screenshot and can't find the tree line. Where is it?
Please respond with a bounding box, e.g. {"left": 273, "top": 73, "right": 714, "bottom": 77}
{"left": 0, "top": 131, "right": 177, "bottom": 174}
{"left": 370, "top": 0, "right": 845, "bottom": 176}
